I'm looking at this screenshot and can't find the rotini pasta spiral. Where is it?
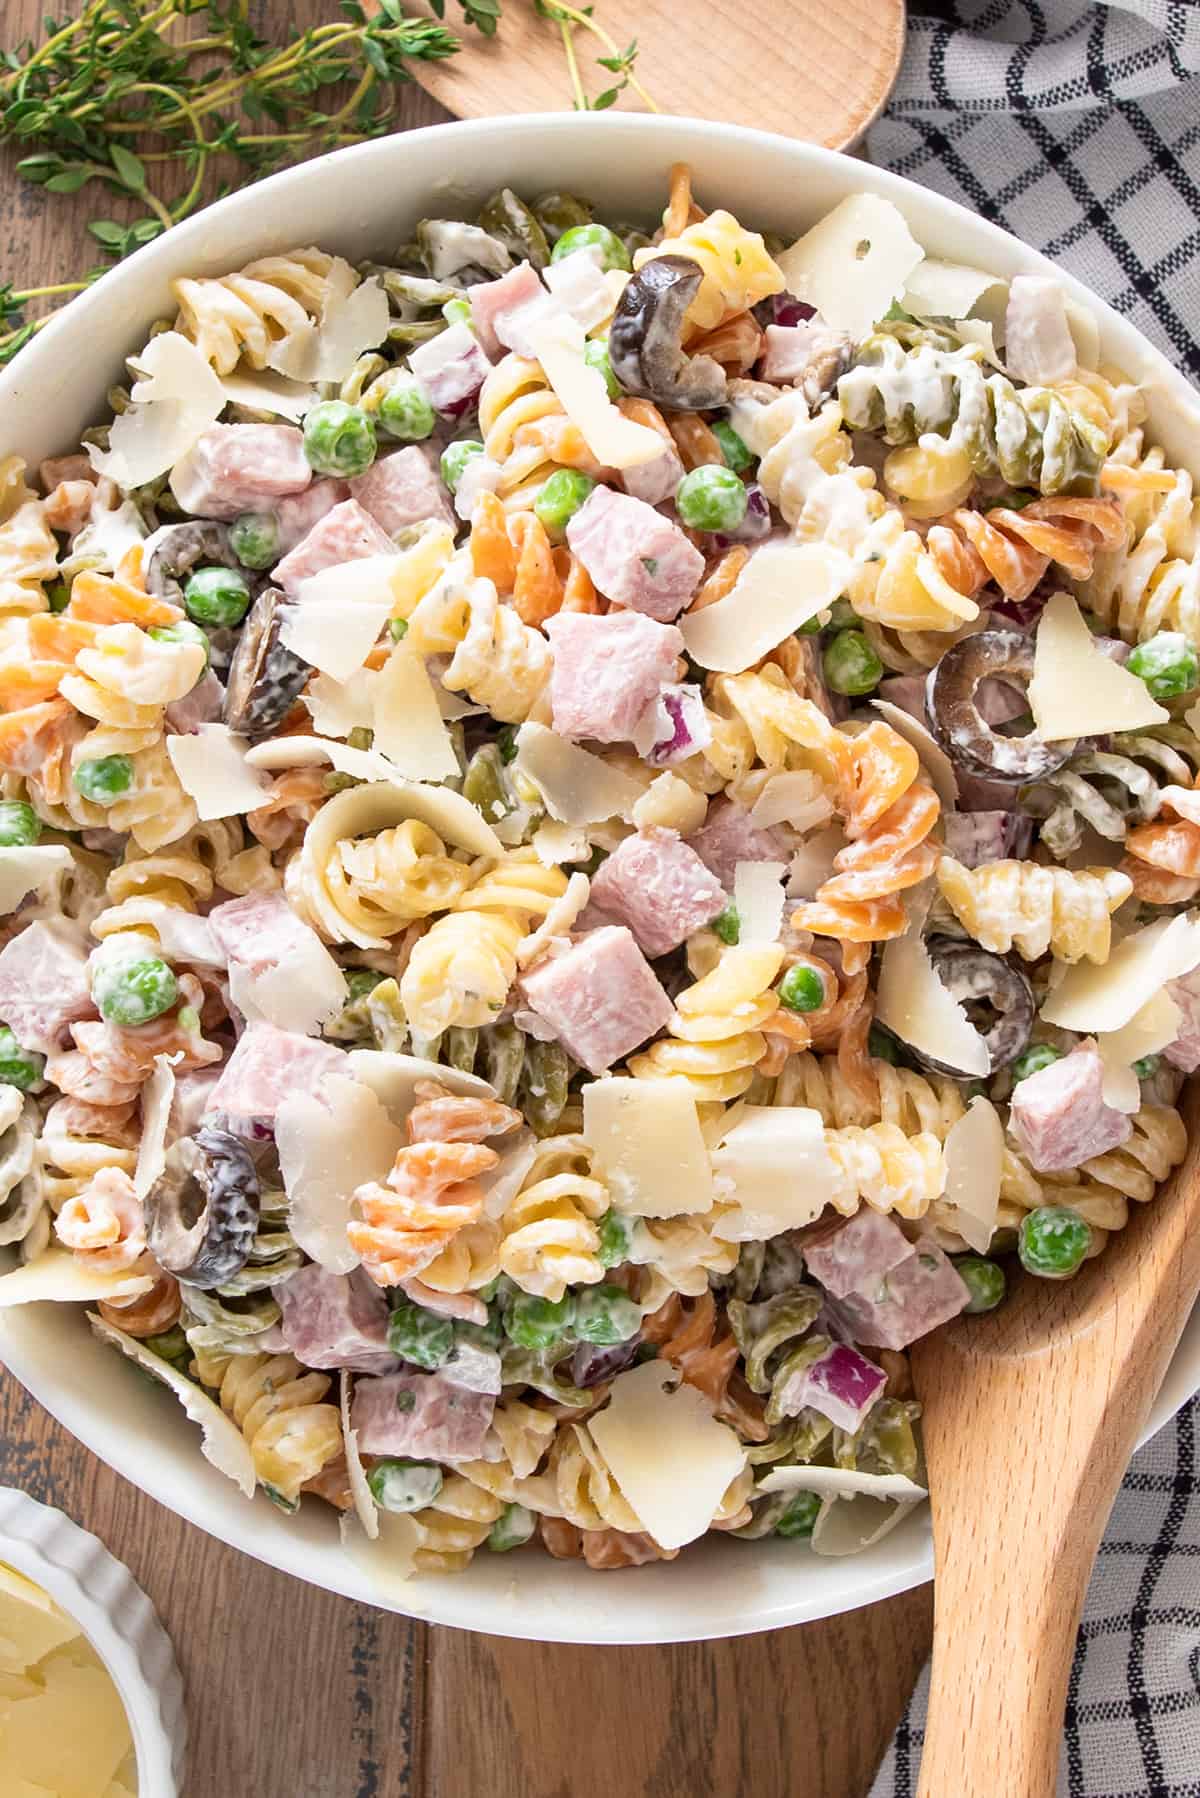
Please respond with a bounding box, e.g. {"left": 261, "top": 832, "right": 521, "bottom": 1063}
{"left": 639, "top": 210, "right": 783, "bottom": 332}
{"left": 0, "top": 498, "right": 58, "bottom": 617}
{"left": 54, "top": 1165, "right": 147, "bottom": 1275}
{"left": 477, "top": 353, "right": 608, "bottom": 510}
{"left": 1079, "top": 447, "right": 1200, "bottom": 644}
{"left": 996, "top": 1103, "right": 1187, "bottom": 1256}
{"left": 38, "top": 1095, "right": 138, "bottom": 1210}
{"left": 498, "top": 1133, "right": 608, "bottom": 1301}
{"left": 919, "top": 495, "right": 1125, "bottom": 604}
{"left": 203, "top": 1350, "right": 343, "bottom": 1508}
{"left": 0, "top": 1088, "right": 44, "bottom": 1254}
{"left": 405, "top": 555, "right": 552, "bottom": 722}
{"left": 404, "top": 1474, "right": 504, "bottom": 1572}
{"left": 172, "top": 247, "right": 353, "bottom": 375}
{"left": 1021, "top": 725, "right": 1200, "bottom": 861}
{"left": 468, "top": 491, "right": 598, "bottom": 625}
{"left": 627, "top": 945, "right": 783, "bottom": 1105}
{"left": 936, "top": 856, "right": 1132, "bottom": 964}
{"left": 639, "top": 1290, "right": 766, "bottom": 1442}
{"left": 327, "top": 818, "right": 473, "bottom": 940}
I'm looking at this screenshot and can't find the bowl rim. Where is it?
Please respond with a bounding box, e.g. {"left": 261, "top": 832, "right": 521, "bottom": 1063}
{"left": 1, "top": 110, "right": 1198, "bottom": 1644}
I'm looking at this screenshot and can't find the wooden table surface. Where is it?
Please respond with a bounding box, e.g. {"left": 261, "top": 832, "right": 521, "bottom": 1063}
{"left": 0, "top": 8, "right": 933, "bottom": 1794}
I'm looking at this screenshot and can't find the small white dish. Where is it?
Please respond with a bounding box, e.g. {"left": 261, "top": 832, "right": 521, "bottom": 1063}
{"left": 0, "top": 1486, "right": 186, "bottom": 1794}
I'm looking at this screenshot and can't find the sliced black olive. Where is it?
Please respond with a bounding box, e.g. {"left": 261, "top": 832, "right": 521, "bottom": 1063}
{"left": 144, "top": 522, "right": 239, "bottom": 606}
{"left": 145, "top": 1127, "right": 260, "bottom": 1289}
{"left": 925, "top": 630, "right": 1073, "bottom": 783}
{"left": 608, "top": 255, "right": 728, "bottom": 412}
{"left": 222, "top": 587, "right": 311, "bottom": 739}
{"left": 911, "top": 939, "right": 1034, "bottom": 1076}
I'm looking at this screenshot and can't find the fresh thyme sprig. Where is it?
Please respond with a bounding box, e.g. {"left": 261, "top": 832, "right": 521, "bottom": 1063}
{"left": 533, "top": 2, "right": 655, "bottom": 113}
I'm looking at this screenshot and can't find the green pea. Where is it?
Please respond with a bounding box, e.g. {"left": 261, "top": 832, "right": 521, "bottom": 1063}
{"left": 1128, "top": 631, "right": 1199, "bottom": 701}
{"left": 573, "top": 1283, "right": 641, "bottom": 1346}
{"left": 1018, "top": 1205, "right": 1091, "bottom": 1280}
{"left": 775, "top": 1490, "right": 821, "bottom": 1540}
{"left": 1133, "top": 1054, "right": 1161, "bottom": 1079}
{"left": 387, "top": 1297, "right": 454, "bottom": 1370}
{"left": 506, "top": 1291, "right": 575, "bottom": 1351}
{"left": 534, "top": 469, "right": 596, "bottom": 541}
{"left": 583, "top": 338, "right": 619, "bottom": 400}
{"left": 229, "top": 511, "right": 280, "bottom": 570}
{"left": 867, "top": 1024, "right": 900, "bottom": 1065}
{"left": 389, "top": 617, "right": 409, "bottom": 641}
{"left": 712, "top": 902, "right": 740, "bottom": 946}
{"left": 675, "top": 465, "right": 748, "bottom": 533}
{"left": 149, "top": 619, "right": 210, "bottom": 677}
{"left": 551, "top": 223, "right": 632, "bottom": 273}
{"left": 823, "top": 629, "right": 884, "bottom": 697}
{"left": 377, "top": 374, "right": 436, "bottom": 443}
{"left": 777, "top": 965, "right": 827, "bottom": 1013}
{"left": 46, "top": 580, "right": 71, "bottom": 613}
{"left": 183, "top": 565, "right": 251, "bottom": 630}
{"left": 1012, "top": 1043, "right": 1065, "bottom": 1084}
{"left": 487, "top": 1502, "right": 536, "bottom": 1552}
{"left": 440, "top": 439, "right": 485, "bottom": 494}
{"left": 0, "top": 801, "right": 40, "bottom": 847}
{"left": 955, "top": 1255, "right": 1007, "bottom": 1315}
{"left": 711, "top": 418, "right": 754, "bottom": 474}
{"left": 597, "top": 1209, "right": 635, "bottom": 1270}
{"left": 442, "top": 297, "right": 473, "bottom": 327}
{"left": 94, "top": 955, "right": 179, "bottom": 1027}
{"left": 303, "top": 399, "right": 378, "bottom": 478}
{"left": 367, "top": 1458, "right": 444, "bottom": 1514}
{"left": 74, "top": 755, "right": 133, "bottom": 805}
{"left": 0, "top": 1025, "right": 43, "bottom": 1092}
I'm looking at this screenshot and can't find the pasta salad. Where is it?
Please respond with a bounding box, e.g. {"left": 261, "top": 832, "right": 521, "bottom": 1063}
{"left": 0, "top": 162, "right": 1195, "bottom": 1574}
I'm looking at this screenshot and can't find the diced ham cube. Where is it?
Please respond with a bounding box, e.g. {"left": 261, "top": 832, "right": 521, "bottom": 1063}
{"left": 207, "top": 890, "right": 316, "bottom": 977}
{"left": 0, "top": 921, "right": 92, "bottom": 1054}
{"left": 941, "top": 811, "right": 1034, "bottom": 868}
{"left": 632, "top": 682, "right": 712, "bottom": 766}
{"left": 1165, "top": 967, "right": 1200, "bottom": 1072}
{"left": 274, "top": 478, "right": 350, "bottom": 555}
{"left": 170, "top": 424, "right": 311, "bottom": 520}
{"left": 621, "top": 436, "right": 685, "bottom": 507}
{"left": 878, "top": 675, "right": 926, "bottom": 720}
{"left": 545, "top": 610, "right": 684, "bottom": 745}
{"left": 686, "top": 798, "right": 787, "bottom": 892}
{"left": 802, "top": 1208, "right": 914, "bottom": 1301}
{"left": 348, "top": 446, "right": 454, "bottom": 535}
{"left": 165, "top": 668, "right": 224, "bottom": 734}
{"left": 519, "top": 926, "right": 673, "bottom": 1074}
{"left": 407, "top": 322, "right": 492, "bottom": 415}
{"left": 565, "top": 486, "right": 704, "bottom": 621}
{"left": 829, "top": 1238, "right": 971, "bottom": 1351}
{"left": 272, "top": 498, "right": 395, "bottom": 595}
{"left": 589, "top": 828, "right": 725, "bottom": 957}
{"left": 1004, "top": 275, "right": 1076, "bottom": 387}
{"left": 777, "top": 1341, "right": 887, "bottom": 1432}
{"left": 761, "top": 322, "right": 825, "bottom": 383}
{"left": 351, "top": 1365, "right": 497, "bottom": 1460}
{"left": 469, "top": 261, "right": 546, "bottom": 360}
{"left": 205, "top": 1022, "right": 345, "bottom": 1122}
{"left": 276, "top": 1263, "right": 399, "bottom": 1375}
{"left": 1008, "top": 1046, "right": 1132, "bottom": 1173}
{"left": 542, "top": 249, "right": 613, "bottom": 332}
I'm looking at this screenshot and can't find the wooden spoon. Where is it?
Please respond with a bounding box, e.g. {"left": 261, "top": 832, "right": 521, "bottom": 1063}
{"left": 911, "top": 1082, "right": 1200, "bottom": 1798}
{"left": 404, "top": 0, "right": 906, "bottom": 151}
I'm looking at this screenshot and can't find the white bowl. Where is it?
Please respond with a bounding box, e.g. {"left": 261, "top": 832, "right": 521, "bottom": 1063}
{"left": 1, "top": 113, "right": 1198, "bottom": 1644}
{"left": 0, "top": 1486, "right": 186, "bottom": 1791}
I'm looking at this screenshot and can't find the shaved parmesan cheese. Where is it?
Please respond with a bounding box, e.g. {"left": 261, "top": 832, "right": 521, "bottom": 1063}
{"left": 953, "top": 317, "right": 1007, "bottom": 370}
{"left": 283, "top": 554, "right": 401, "bottom": 683}
{"left": 777, "top": 194, "right": 924, "bottom": 340}
{"left": 517, "top": 871, "right": 591, "bottom": 969}
{"left": 1064, "top": 299, "right": 1101, "bottom": 372}
{"left": 680, "top": 540, "right": 851, "bottom": 672}
{"left": 1097, "top": 992, "right": 1181, "bottom": 1113}
{"left": 709, "top": 1106, "right": 837, "bottom": 1239}
{"left": 1029, "top": 592, "right": 1168, "bottom": 740}
{"left": 757, "top": 1464, "right": 928, "bottom": 1503}
{"left": 514, "top": 723, "right": 643, "bottom": 825}
{"left": 531, "top": 821, "right": 591, "bottom": 865}
{"left": 941, "top": 1096, "right": 1003, "bottom": 1253}
{"left": 787, "top": 825, "right": 846, "bottom": 898}
{"left": 749, "top": 770, "right": 833, "bottom": 834}
{"left": 276, "top": 1073, "right": 404, "bottom": 1272}
{"left": 902, "top": 259, "right": 1006, "bottom": 323}
{"left": 632, "top": 772, "right": 708, "bottom": 837}
{"left": 542, "top": 247, "right": 614, "bottom": 330}
{"left": 478, "top": 1128, "right": 539, "bottom": 1221}
{"left": 227, "top": 931, "right": 347, "bottom": 1037}
{"left": 218, "top": 368, "right": 316, "bottom": 421}
{"left": 588, "top": 1361, "right": 748, "bottom": 1551}
{"left": 871, "top": 699, "right": 958, "bottom": 809}
{"left": 252, "top": 742, "right": 503, "bottom": 854}
{"left": 134, "top": 1054, "right": 177, "bottom": 1200}
{"left": 89, "top": 331, "right": 225, "bottom": 487}
{"left": 88, "top": 1313, "right": 256, "bottom": 1495}
{"left": 340, "top": 1369, "right": 378, "bottom": 1541}
{"left": 733, "top": 860, "right": 787, "bottom": 946}
{"left": 371, "top": 640, "right": 459, "bottom": 781}
{"left": 528, "top": 313, "right": 663, "bottom": 470}
{"left": 347, "top": 1050, "right": 495, "bottom": 1125}
{"left": 313, "top": 276, "right": 390, "bottom": 383}
{"left": 166, "top": 724, "right": 271, "bottom": 820}
{"left": 876, "top": 907, "right": 990, "bottom": 1076}
{"left": 0, "top": 846, "right": 71, "bottom": 916}
{"left": 339, "top": 1508, "right": 421, "bottom": 1594}
{"left": 390, "top": 522, "right": 457, "bottom": 622}
{"left": 0, "top": 1251, "right": 152, "bottom": 1308}
{"left": 304, "top": 669, "right": 377, "bottom": 739}
{"left": 582, "top": 1077, "right": 712, "bottom": 1218}
{"left": 1042, "top": 912, "right": 1200, "bottom": 1034}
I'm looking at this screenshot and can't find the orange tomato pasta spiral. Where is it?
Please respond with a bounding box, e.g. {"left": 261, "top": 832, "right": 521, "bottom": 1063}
{"left": 922, "top": 495, "right": 1125, "bottom": 603}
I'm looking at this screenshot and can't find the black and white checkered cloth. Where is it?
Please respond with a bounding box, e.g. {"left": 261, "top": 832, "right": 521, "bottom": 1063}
{"left": 865, "top": 5, "right": 1200, "bottom": 1793}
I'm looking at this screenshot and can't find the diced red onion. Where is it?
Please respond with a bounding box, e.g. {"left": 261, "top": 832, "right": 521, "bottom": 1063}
{"left": 795, "top": 1342, "right": 888, "bottom": 1433}
{"left": 572, "top": 1339, "right": 641, "bottom": 1388}
{"left": 774, "top": 298, "right": 817, "bottom": 326}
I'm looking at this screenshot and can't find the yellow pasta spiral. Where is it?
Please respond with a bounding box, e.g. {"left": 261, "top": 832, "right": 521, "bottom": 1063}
{"left": 207, "top": 1352, "right": 343, "bottom": 1508}
{"left": 627, "top": 945, "right": 783, "bottom": 1105}
{"left": 173, "top": 247, "right": 349, "bottom": 375}
{"left": 498, "top": 1133, "right": 608, "bottom": 1301}
{"left": 478, "top": 354, "right": 607, "bottom": 510}
{"left": 405, "top": 555, "right": 551, "bottom": 723}
{"left": 1083, "top": 447, "right": 1200, "bottom": 644}
{"left": 331, "top": 819, "right": 473, "bottom": 938}
{"left": 407, "top": 1474, "right": 504, "bottom": 1573}
{"left": 823, "top": 1122, "right": 945, "bottom": 1221}
{"left": 936, "top": 857, "right": 1133, "bottom": 964}
{"left": 0, "top": 498, "right": 58, "bottom": 617}
{"left": 640, "top": 210, "right": 784, "bottom": 332}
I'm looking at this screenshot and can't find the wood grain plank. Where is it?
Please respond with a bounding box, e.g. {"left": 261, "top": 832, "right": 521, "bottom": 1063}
{"left": 0, "top": 8, "right": 930, "bottom": 1795}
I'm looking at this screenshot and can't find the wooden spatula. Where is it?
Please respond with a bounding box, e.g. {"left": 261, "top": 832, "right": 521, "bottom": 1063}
{"left": 910, "top": 1083, "right": 1200, "bottom": 1798}
{"left": 404, "top": 0, "right": 906, "bottom": 151}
